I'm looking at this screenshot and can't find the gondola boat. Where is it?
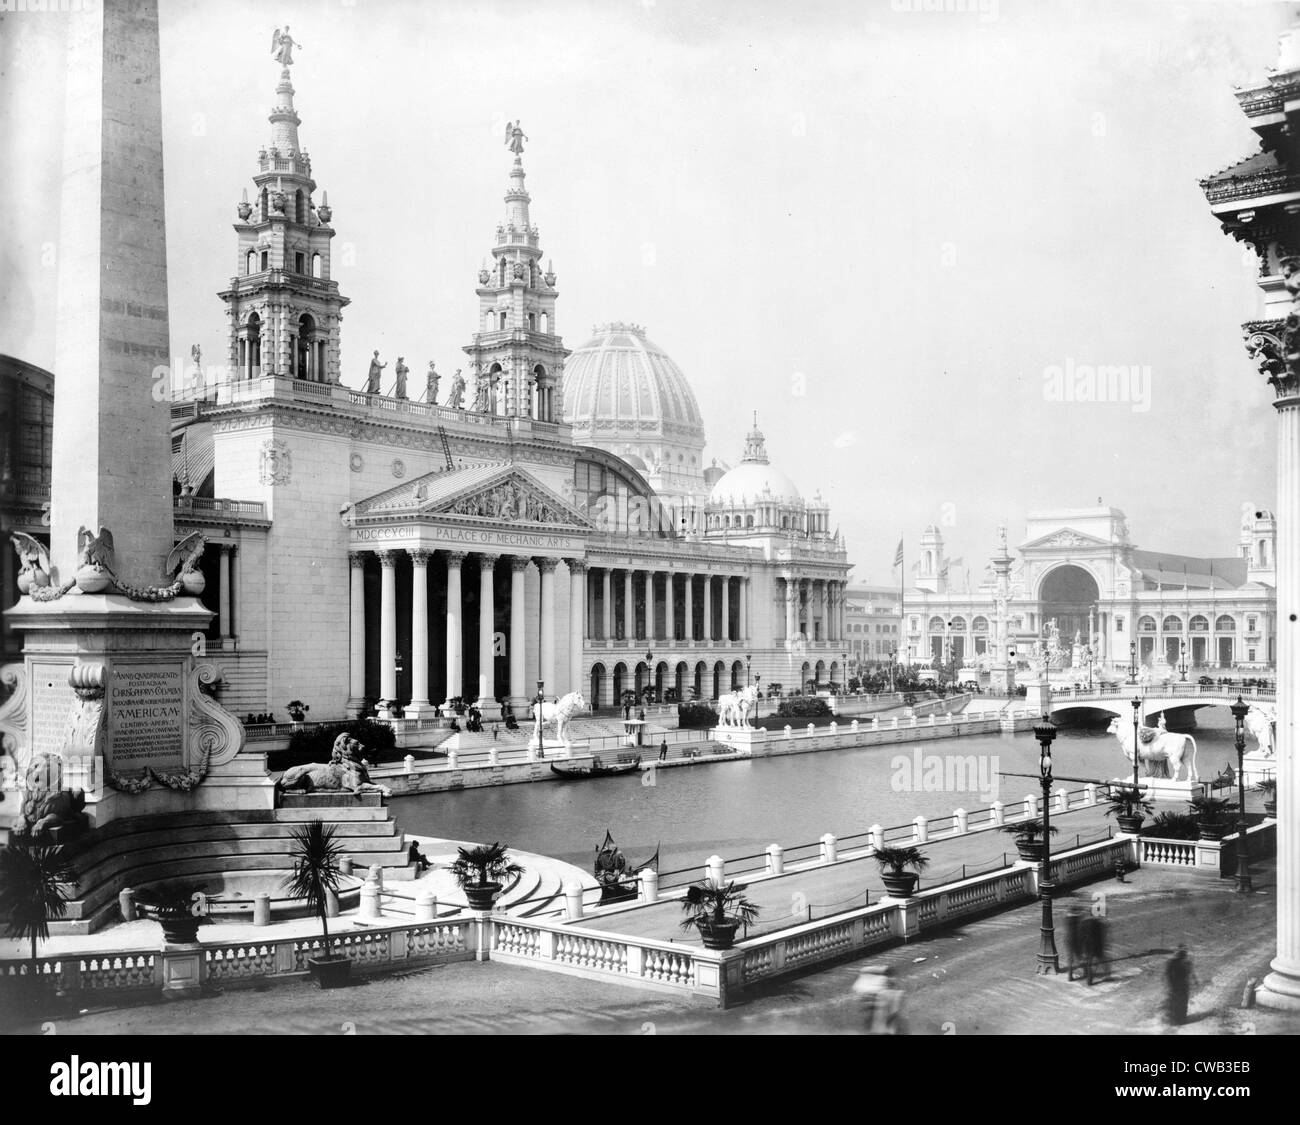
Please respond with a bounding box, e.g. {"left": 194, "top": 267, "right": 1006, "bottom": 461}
{"left": 549, "top": 755, "right": 641, "bottom": 780}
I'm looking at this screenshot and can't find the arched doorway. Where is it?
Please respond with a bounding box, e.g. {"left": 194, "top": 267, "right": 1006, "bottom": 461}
{"left": 655, "top": 661, "right": 668, "bottom": 701}
{"left": 675, "top": 661, "right": 688, "bottom": 701}
{"left": 612, "top": 662, "right": 627, "bottom": 709}
{"left": 1038, "top": 564, "right": 1100, "bottom": 649}
{"left": 801, "top": 661, "right": 811, "bottom": 693}
{"left": 590, "top": 663, "right": 605, "bottom": 712}
{"left": 712, "top": 661, "right": 725, "bottom": 699}
{"left": 829, "top": 660, "right": 839, "bottom": 688}
{"left": 730, "top": 660, "right": 744, "bottom": 691}
{"left": 814, "top": 659, "right": 826, "bottom": 689}
{"left": 693, "top": 661, "right": 706, "bottom": 700}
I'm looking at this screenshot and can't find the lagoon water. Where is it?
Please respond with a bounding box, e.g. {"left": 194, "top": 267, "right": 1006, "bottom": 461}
{"left": 397, "top": 711, "right": 1240, "bottom": 876}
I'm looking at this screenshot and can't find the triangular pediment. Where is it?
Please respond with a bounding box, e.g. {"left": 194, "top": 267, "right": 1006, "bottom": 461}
{"left": 355, "top": 462, "right": 594, "bottom": 531}
{"left": 1019, "top": 527, "right": 1114, "bottom": 552}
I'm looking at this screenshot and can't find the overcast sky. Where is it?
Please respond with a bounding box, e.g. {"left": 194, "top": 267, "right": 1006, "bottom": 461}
{"left": 2, "top": 0, "right": 1292, "bottom": 583}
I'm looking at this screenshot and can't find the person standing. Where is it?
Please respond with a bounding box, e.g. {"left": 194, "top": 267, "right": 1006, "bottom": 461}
{"left": 1062, "top": 900, "right": 1083, "bottom": 981}
{"left": 1165, "top": 945, "right": 1197, "bottom": 1026}
{"left": 658, "top": 739, "right": 668, "bottom": 762}
{"left": 852, "top": 965, "right": 906, "bottom": 1035}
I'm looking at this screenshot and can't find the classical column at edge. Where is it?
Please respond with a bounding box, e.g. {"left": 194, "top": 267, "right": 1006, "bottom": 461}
{"left": 347, "top": 551, "right": 366, "bottom": 717}
{"left": 646, "top": 570, "right": 656, "bottom": 643}
{"left": 601, "top": 567, "right": 613, "bottom": 641}
{"left": 509, "top": 557, "right": 529, "bottom": 706}
{"left": 569, "top": 561, "right": 586, "bottom": 695}
{"left": 538, "top": 558, "right": 558, "bottom": 693}
{"left": 685, "top": 572, "right": 695, "bottom": 642}
{"left": 784, "top": 574, "right": 798, "bottom": 645}
{"left": 623, "top": 568, "right": 634, "bottom": 644}
{"left": 217, "top": 546, "right": 232, "bottom": 641}
{"left": 408, "top": 549, "right": 433, "bottom": 715}
{"left": 443, "top": 551, "right": 466, "bottom": 708}
{"left": 721, "top": 576, "right": 731, "bottom": 643}
{"left": 377, "top": 551, "right": 397, "bottom": 717}
{"left": 703, "top": 574, "right": 713, "bottom": 643}
{"left": 476, "top": 553, "right": 499, "bottom": 709}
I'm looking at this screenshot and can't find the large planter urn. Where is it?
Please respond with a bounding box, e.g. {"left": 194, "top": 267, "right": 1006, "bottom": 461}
{"left": 308, "top": 956, "right": 351, "bottom": 990}
{"left": 1014, "top": 840, "right": 1046, "bottom": 862}
{"left": 695, "top": 918, "right": 743, "bottom": 950}
{"left": 464, "top": 881, "right": 502, "bottom": 911}
{"left": 1116, "top": 814, "right": 1145, "bottom": 835}
{"left": 1197, "top": 821, "right": 1232, "bottom": 841}
{"left": 881, "top": 871, "right": 920, "bottom": 898}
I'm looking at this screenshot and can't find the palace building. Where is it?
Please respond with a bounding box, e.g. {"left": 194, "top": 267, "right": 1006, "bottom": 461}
{"left": 1, "top": 60, "right": 852, "bottom": 719}
{"left": 901, "top": 505, "right": 1278, "bottom": 677}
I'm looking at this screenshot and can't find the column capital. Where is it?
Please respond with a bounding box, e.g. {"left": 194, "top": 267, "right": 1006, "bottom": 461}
{"left": 536, "top": 557, "right": 559, "bottom": 574}
{"left": 478, "top": 552, "right": 501, "bottom": 569}
{"left": 410, "top": 548, "right": 432, "bottom": 566}
{"left": 445, "top": 551, "right": 467, "bottom": 567}
{"left": 376, "top": 550, "right": 397, "bottom": 568}
{"left": 349, "top": 551, "right": 368, "bottom": 569}
{"left": 511, "top": 556, "right": 531, "bottom": 574}
{"left": 567, "top": 559, "right": 588, "bottom": 575}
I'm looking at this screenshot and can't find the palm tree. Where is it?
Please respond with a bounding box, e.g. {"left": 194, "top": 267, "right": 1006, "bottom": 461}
{"left": 0, "top": 841, "right": 76, "bottom": 971}
{"left": 283, "top": 819, "right": 345, "bottom": 958}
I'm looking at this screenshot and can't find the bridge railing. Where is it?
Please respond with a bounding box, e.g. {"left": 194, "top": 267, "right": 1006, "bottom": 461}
{"left": 1045, "top": 683, "right": 1275, "bottom": 704}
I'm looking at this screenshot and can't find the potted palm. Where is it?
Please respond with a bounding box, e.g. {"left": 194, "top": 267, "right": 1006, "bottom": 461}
{"left": 1189, "top": 794, "right": 1236, "bottom": 841}
{"left": 1000, "top": 817, "right": 1059, "bottom": 862}
{"left": 284, "top": 819, "right": 349, "bottom": 988}
{"left": 679, "top": 879, "right": 760, "bottom": 949}
{"left": 286, "top": 700, "right": 310, "bottom": 723}
{"left": 873, "top": 845, "right": 929, "bottom": 898}
{"left": 0, "top": 841, "right": 75, "bottom": 1004}
{"left": 1255, "top": 777, "right": 1277, "bottom": 818}
{"left": 449, "top": 841, "right": 523, "bottom": 911}
{"left": 135, "top": 881, "right": 207, "bottom": 944}
{"left": 1104, "top": 783, "right": 1153, "bottom": 834}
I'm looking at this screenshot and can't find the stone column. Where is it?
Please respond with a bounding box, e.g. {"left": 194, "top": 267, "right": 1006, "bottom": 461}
{"left": 377, "top": 551, "right": 397, "bottom": 717}
{"left": 475, "top": 554, "right": 498, "bottom": 709}
{"left": 443, "top": 551, "right": 465, "bottom": 708}
{"left": 685, "top": 572, "right": 695, "bottom": 641}
{"left": 347, "top": 551, "right": 366, "bottom": 717}
{"left": 569, "top": 561, "right": 586, "bottom": 694}
{"left": 601, "top": 567, "right": 612, "bottom": 641}
{"left": 785, "top": 574, "right": 798, "bottom": 645}
{"left": 408, "top": 549, "right": 433, "bottom": 716}
{"left": 646, "top": 570, "right": 656, "bottom": 642}
{"left": 217, "top": 545, "right": 232, "bottom": 641}
{"left": 623, "top": 569, "right": 634, "bottom": 643}
{"left": 721, "top": 576, "right": 731, "bottom": 643}
{"left": 703, "top": 574, "right": 713, "bottom": 641}
{"left": 510, "top": 557, "right": 528, "bottom": 706}
{"left": 228, "top": 548, "right": 239, "bottom": 640}
{"left": 1257, "top": 345, "right": 1300, "bottom": 1010}
{"left": 538, "top": 558, "right": 557, "bottom": 692}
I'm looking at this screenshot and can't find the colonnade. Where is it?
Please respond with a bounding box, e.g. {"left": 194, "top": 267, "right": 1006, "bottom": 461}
{"left": 779, "top": 574, "right": 848, "bottom": 643}
{"left": 582, "top": 567, "right": 752, "bottom": 644}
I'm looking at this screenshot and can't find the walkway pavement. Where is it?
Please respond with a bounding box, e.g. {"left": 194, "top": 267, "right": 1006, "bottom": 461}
{"left": 7, "top": 859, "right": 1293, "bottom": 1036}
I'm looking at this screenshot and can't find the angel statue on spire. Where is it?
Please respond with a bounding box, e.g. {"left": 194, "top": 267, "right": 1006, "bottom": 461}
{"left": 505, "top": 120, "right": 528, "bottom": 156}
{"left": 271, "top": 26, "right": 301, "bottom": 67}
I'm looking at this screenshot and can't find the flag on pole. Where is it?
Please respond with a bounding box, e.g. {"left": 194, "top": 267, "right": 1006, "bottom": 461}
{"left": 892, "top": 539, "right": 904, "bottom": 569}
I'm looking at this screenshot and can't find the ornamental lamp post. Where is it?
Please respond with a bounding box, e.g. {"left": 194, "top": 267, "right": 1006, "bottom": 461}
{"left": 646, "top": 651, "right": 653, "bottom": 701}
{"left": 746, "top": 652, "right": 752, "bottom": 686}
{"left": 1033, "top": 712, "right": 1060, "bottom": 974}
{"left": 841, "top": 651, "right": 847, "bottom": 695}
{"left": 533, "top": 678, "right": 546, "bottom": 757}
{"left": 1230, "top": 695, "right": 1253, "bottom": 893}
{"left": 889, "top": 645, "right": 897, "bottom": 694}
{"left": 1128, "top": 640, "right": 1138, "bottom": 685}
{"left": 394, "top": 651, "right": 404, "bottom": 717}
{"left": 754, "top": 674, "right": 762, "bottom": 724}
{"left": 1131, "top": 695, "right": 1142, "bottom": 792}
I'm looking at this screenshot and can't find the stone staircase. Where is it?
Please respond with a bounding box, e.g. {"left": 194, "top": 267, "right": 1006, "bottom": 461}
{"left": 47, "top": 803, "right": 411, "bottom": 936}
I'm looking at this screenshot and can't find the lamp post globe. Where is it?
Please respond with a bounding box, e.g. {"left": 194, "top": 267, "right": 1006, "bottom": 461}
{"left": 1130, "top": 695, "right": 1142, "bottom": 791}
{"left": 1033, "top": 713, "right": 1060, "bottom": 974}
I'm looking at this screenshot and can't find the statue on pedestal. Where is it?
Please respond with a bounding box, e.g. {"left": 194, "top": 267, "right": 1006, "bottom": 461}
{"left": 505, "top": 120, "right": 528, "bottom": 156}
{"left": 394, "top": 357, "right": 409, "bottom": 400}
{"left": 270, "top": 26, "right": 301, "bottom": 67}
{"left": 426, "top": 361, "right": 440, "bottom": 405}
{"left": 365, "top": 351, "right": 386, "bottom": 395}
{"left": 446, "top": 369, "right": 466, "bottom": 410}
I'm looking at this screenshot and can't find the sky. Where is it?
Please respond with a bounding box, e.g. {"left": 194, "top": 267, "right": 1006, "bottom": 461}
{"left": 1, "top": 0, "right": 1293, "bottom": 583}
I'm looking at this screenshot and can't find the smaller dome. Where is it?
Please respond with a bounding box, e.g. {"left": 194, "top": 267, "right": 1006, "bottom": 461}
{"left": 620, "top": 451, "right": 649, "bottom": 472}
{"left": 709, "top": 462, "right": 801, "bottom": 506}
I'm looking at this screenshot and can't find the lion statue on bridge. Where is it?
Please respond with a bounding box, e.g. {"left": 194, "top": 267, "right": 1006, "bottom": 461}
{"left": 276, "top": 733, "right": 391, "bottom": 798}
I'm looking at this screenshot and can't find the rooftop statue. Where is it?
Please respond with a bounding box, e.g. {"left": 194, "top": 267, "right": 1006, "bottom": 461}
{"left": 505, "top": 119, "right": 528, "bottom": 156}
{"left": 271, "top": 26, "right": 301, "bottom": 68}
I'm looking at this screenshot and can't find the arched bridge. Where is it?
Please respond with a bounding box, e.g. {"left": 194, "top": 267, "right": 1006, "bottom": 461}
{"left": 1036, "top": 683, "right": 1276, "bottom": 723}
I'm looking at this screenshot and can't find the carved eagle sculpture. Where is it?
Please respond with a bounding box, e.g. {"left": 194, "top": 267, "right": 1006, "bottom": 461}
{"left": 10, "top": 532, "right": 50, "bottom": 580}
{"left": 76, "top": 526, "right": 115, "bottom": 571}
{"left": 166, "top": 531, "right": 206, "bottom": 579}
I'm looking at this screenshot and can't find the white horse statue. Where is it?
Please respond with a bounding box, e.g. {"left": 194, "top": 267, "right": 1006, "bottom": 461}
{"left": 532, "top": 691, "right": 587, "bottom": 745}
{"left": 1107, "top": 716, "right": 1198, "bottom": 783}
{"left": 1245, "top": 704, "right": 1276, "bottom": 757}
{"left": 716, "top": 685, "right": 759, "bottom": 728}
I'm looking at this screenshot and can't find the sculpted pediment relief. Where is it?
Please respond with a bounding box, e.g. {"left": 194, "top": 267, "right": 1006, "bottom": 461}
{"left": 1019, "top": 527, "right": 1113, "bottom": 552}
{"left": 441, "top": 476, "right": 589, "bottom": 527}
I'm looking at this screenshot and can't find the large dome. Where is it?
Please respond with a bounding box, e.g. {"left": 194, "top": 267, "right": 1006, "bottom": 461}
{"left": 563, "top": 323, "right": 706, "bottom": 451}
{"left": 709, "top": 461, "right": 802, "bottom": 506}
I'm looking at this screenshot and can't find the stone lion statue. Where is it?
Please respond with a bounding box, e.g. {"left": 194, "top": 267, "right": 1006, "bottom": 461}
{"left": 276, "top": 733, "right": 391, "bottom": 797}
{"left": 16, "top": 753, "right": 88, "bottom": 840}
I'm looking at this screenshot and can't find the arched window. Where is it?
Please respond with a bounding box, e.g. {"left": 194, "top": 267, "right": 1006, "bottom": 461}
{"left": 241, "top": 312, "right": 262, "bottom": 379}
{"left": 499, "top": 311, "right": 508, "bottom": 330}
{"left": 540, "top": 312, "right": 549, "bottom": 333}
{"left": 294, "top": 312, "right": 319, "bottom": 381}
{"left": 246, "top": 249, "right": 256, "bottom": 275}
{"left": 928, "top": 616, "right": 945, "bottom": 631}
{"left": 498, "top": 258, "right": 507, "bottom": 286}
{"left": 259, "top": 187, "right": 268, "bottom": 220}
{"left": 1162, "top": 615, "right": 1183, "bottom": 633}
{"left": 1215, "top": 614, "right": 1236, "bottom": 632}
{"left": 527, "top": 312, "right": 536, "bottom": 331}
{"left": 1258, "top": 539, "right": 1269, "bottom": 565}
{"left": 295, "top": 190, "right": 305, "bottom": 224}
{"left": 1138, "top": 615, "right": 1157, "bottom": 632}
{"left": 311, "top": 252, "right": 322, "bottom": 278}
{"left": 972, "top": 616, "right": 989, "bottom": 633}
{"left": 1189, "top": 615, "right": 1209, "bottom": 632}
{"left": 949, "top": 616, "right": 966, "bottom": 630}
{"left": 746, "top": 515, "right": 754, "bottom": 528}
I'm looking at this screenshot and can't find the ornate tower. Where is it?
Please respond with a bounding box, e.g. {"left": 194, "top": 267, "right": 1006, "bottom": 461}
{"left": 1202, "top": 24, "right": 1300, "bottom": 1011}
{"left": 218, "top": 53, "right": 348, "bottom": 384}
{"left": 915, "top": 525, "right": 947, "bottom": 594}
{"left": 463, "top": 124, "right": 569, "bottom": 421}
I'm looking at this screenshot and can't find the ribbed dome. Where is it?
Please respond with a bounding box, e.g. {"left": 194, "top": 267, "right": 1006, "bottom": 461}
{"left": 563, "top": 323, "right": 706, "bottom": 448}
{"left": 709, "top": 461, "right": 801, "bottom": 506}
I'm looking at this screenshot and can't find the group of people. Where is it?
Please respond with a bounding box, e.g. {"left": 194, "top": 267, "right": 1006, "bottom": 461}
{"left": 244, "top": 712, "right": 277, "bottom": 725}
{"left": 1062, "top": 901, "right": 1111, "bottom": 985}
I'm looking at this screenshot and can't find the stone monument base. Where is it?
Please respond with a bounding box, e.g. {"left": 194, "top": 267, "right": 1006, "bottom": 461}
{"left": 1109, "top": 776, "right": 1204, "bottom": 802}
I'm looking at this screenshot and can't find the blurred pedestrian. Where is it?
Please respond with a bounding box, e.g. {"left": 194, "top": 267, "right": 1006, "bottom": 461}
{"left": 1062, "top": 900, "right": 1083, "bottom": 981}
{"left": 852, "top": 964, "right": 906, "bottom": 1034}
{"left": 1165, "top": 944, "right": 1197, "bottom": 1025}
